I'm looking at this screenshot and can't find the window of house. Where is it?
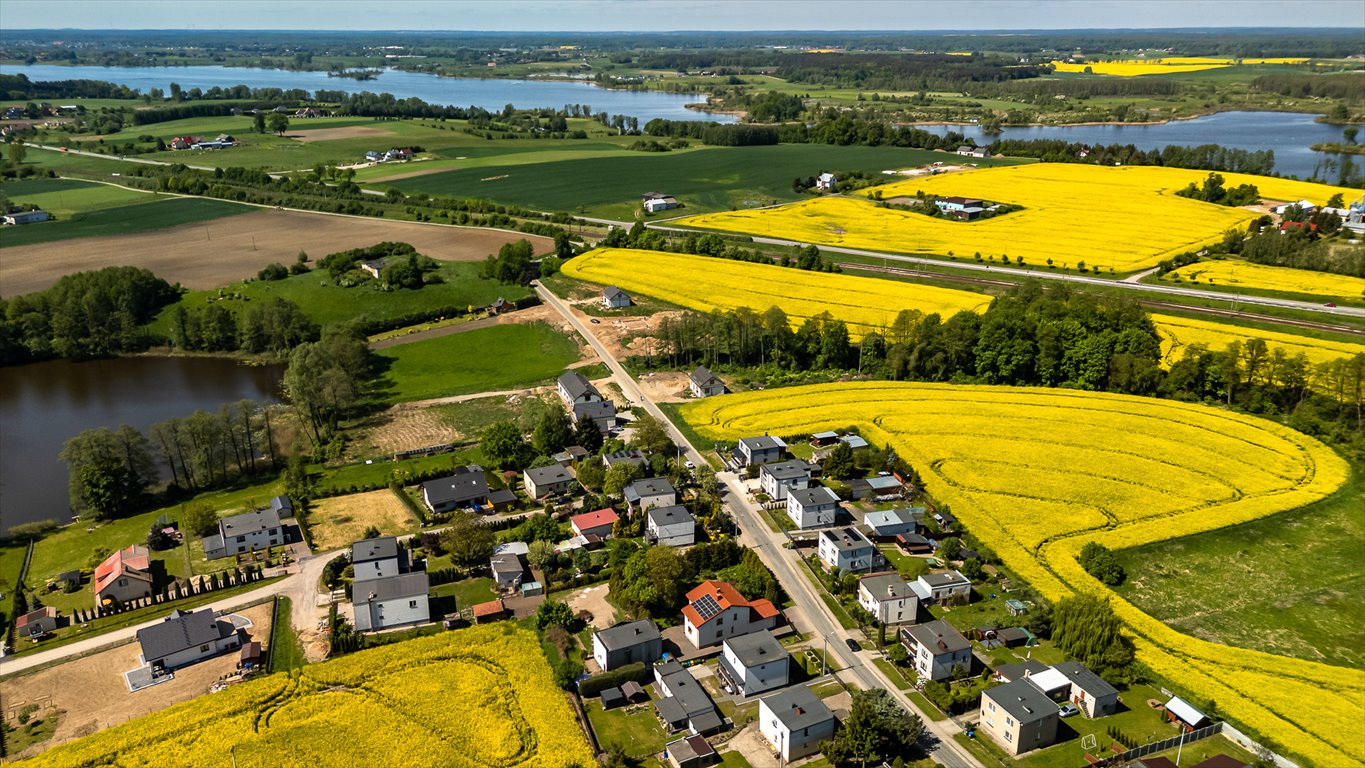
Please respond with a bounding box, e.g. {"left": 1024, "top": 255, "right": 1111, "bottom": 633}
{"left": 200, "top": 644, "right": 210, "bottom": 652}
{"left": 1006, "top": 717, "right": 1014, "bottom": 727}
{"left": 236, "top": 535, "right": 245, "bottom": 542}
{"left": 1005, "top": 731, "right": 1013, "bottom": 742}
{"left": 988, "top": 702, "right": 996, "bottom": 712}
{"left": 409, "top": 600, "right": 418, "bottom": 608}
{"left": 118, "top": 578, "right": 126, "bottom": 586}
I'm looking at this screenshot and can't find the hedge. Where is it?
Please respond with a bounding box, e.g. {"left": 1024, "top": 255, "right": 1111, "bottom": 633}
{"left": 578, "top": 661, "right": 652, "bottom": 697}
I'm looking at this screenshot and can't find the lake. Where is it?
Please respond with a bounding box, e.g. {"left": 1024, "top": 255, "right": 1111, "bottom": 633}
{"left": 9, "top": 63, "right": 736, "bottom": 124}
{"left": 0, "top": 356, "right": 283, "bottom": 533}
{"left": 918, "top": 111, "right": 1347, "bottom": 180}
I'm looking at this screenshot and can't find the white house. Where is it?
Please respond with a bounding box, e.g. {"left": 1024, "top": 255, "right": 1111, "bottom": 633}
{"left": 857, "top": 573, "right": 920, "bottom": 625}
{"left": 902, "top": 619, "right": 972, "bottom": 681}
{"left": 490, "top": 549, "right": 525, "bottom": 591}
{"left": 421, "top": 465, "right": 493, "bottom": 514}
{"left": 815, "top": 172, "right": 836, "bottom": 191}
{"left": 643, "top": 192, "right": 681, "bottom": 213}
{"left": 980, "top": 678, "right": 1060, "bottom": 756}
{"left": 1, "top": 209, "right": 50, "bottom": 225}
{"left": 956, "top": 145, "right": 991, "bottom": 158}
{"left": 524, "top": 464, "right": 574, "bottom": 498}
{"left": 682, "top": 580, "right": 780, "bottom": 649}
{"left": 557, "top": 370, "right": 602, "bottom": 406}
{"left": 573, "top": 399, "right": 617, "bottom": 433}
{"left": 647, "top": 505, "right": 696, "bottom": 547}
{"left": 352, "top": 572, "right": 430, "bottom": 631}
{"left": 758, "top": 686, "right": 837, "bottom": 762}
{"left": 593, "top": 619, "right": 663, "bottom": 671}
{"left": 817, "top": 527, "right": 882, "bottom": 573}
{"left": 137, "top": 609, "right": 241, "bottom": 671}
{"left": 760, "top": 460, "right": 812, "bottom": 501}
{"left": 1050, "top": 661, "right": 1120, "bottom": 718}
{"left": 735, "top": 436, "right": 786, "bottom": 467}
{"left": 351, "top": 536, "right": 405, "bottom": 581}
{"left": 916, "top": 570, "right": 973, "bottom": 603}
{"left": 718, "top": 629, "right": 789, "bottom": 697}
{"left": 786, "top": 486, "right": 840, "bottom": 529}
{"left": 625, "top": 476, "right": 677, "bottom": 511}
{"left": 863, "top": 507, "right": 923, "bottom": 539}
{"left": 602, "top": 286, "right": 633, "bottom": 309}
{"left": 688, "top": 366, "right": 725, "bottom": 398}
{"left": 202, "top": 507, "right": 284, "bottom": 560}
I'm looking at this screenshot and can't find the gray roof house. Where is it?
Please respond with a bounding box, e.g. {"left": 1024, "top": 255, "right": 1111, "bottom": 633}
{"left": 654, "top": 660, "right": 724, "bottom": 735}
{"left": 524, "top": 464, "right": 575, "bottom": 499}
{"left": 758, "top": 686, "right": 837, "bottom": 762}
{"left": 647, "top": 505, "right": 697, "bottom": 547}
{"left": 557, "top": 370, "right": 602, "bottom": 405}
{"left": 593, "top": 619, "right": 663, "bottom": 671}
{"left": 625, "top": 476, "right": 677, "bottom": 511}
{"left": 903, "top": 619, "right": 972, "bottom": 682}
{"left": 573, "top": 399, "right": 617, "bottom": 432}
{"left": 759, "top": 460, "right": 813, "bottom": 501}
{"left": 351, "top": 536, "right": 406, "bottom": 581}
{"left": 735, "top": 436, "right": 786, "bottom": 467}
{"left": 1052, "top": 660, "right": 1120, "bottom": 718}
{"left": 421, "top": 465, "right": 491, "bottom": 514}
{"left": 980, "top": 678, "right": 1060, "bottom": 756}
{"left": 137, "top": 609, "right": 241, "bottom": 670}
{"left": 269, "top": 495, "right": 294, "bottom": 518}
{"left": 603, "top": 286, "right": 633, "bottom": 309}
{"left": 352, "top": 572, "right": 431, "bottom": 632}
{"left": 689, "top": 366, "right": 725, "bottom": 398}
{"left": 202, "top": 507, "right": 284, "bottom": 560}
{"left": 603, "top": 449, "right": 648, "bottom": 469}
{"left": 718, "top": 629, "right": 789, "bottom": 697}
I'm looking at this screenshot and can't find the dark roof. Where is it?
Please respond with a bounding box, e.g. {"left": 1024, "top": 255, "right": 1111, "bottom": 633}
{"left": 821, "top": 527, "right": 875, "bottom": 553}
{"left": 984, "top": 678, "right": 1058, "bottom": 724}
{"left": 219, "top": 507, "right": 281, "bottom": 537}
{"left": 603, "top": 449, "right": 646, "bottom": 467}
{"left": 760, "top": 686, "right": 834, "bottom": 732}
{"left": 738, "top": 436, "right": 784, "bottom": 453}
{"left": 269, "top": 495, "right": 293, "bottom": 514}
{"left": 625, "top": 476, "right": 675, "bottom": 501}
{"left": 573, "top": 400, "right": 616, "bottom": 420}
{"left": 58, "top": 570, "right": 82, "bottom": 583}
{"left": 603, "top": 285, "right": 630, "bottom": 300}
{"left": 352, "top": 536, "right": 399, "bottom": 565}
{"left": 666, "top": 735, "right": 716, "bottom": 762}
{"left": 487, "top": 488, "right": 518, "bottom": 506}
{"left": 601, "top": 687, "right": 626, "bottom": 707}
{"left": 860, "top": 573, "right": 914, "bottom": 600}
{"left": 762, "top": 460, "right": 811, "bottom": 481}
{"left": 525, "top": 464, "right": 572, "bottom": 485}
{"left": 906, "top": 619, "right": 971, "bottom": 654}
{"left": 621, "top": 680, "right": 647, "bottom": 700}
{"left": 595, "top": 620, "right": 662, "bottom": 652}
{"left": 995, "top": 659, "right": 1048, "bottom": 682}
{"left": 689, "top": 709, "right": 724, "bottom": 734}
{"left": 421, "top": 467, "right": 491, "bottom": 506}
{"left": 1053, "top": 660, "right": 1117, "bottom": 698}
{"left": 647, "top": 505, "right": 695, "bottom": 528}
{"left": 353, "top": 572, "right": 429, "bottom": 602}
{"left": 789, "top": 486, "right": 838, "bottom": 507}
{"left": 137, "top": 609, "right": 234, "bottom": 662}
{"left": 558, "top": 371, "right": 599, "bottom": 400}
{"left": 659, "top": 666, "right": 716, "bottom": 718}
{"left": 724, "top": 630, "right": 785, "bottom": 668}
{"left": 690, "top": 365, "right": 722, "bottom": 387}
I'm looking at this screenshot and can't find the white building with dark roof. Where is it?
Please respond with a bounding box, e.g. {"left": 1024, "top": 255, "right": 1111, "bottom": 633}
{"left": 524, "top": 464, "right": 574, "bottom": 498}
{"left": 718, "top": 629, "right": 789, "bottom": 697}
{"left": 688, "top": 366, "right": 725, "bottom": 398}
{"left": 647, "top": 505, "right": 696, "bottom": 547}
{"left": 421, "top": 465, "right": 492, "bottom": 514}
{"left": 352, "top": 572, "right": 430, "bottom": 631}
{"left": 787, "top": 486, "right": 840, "bottom": 529}
{"left": 902, "top": 619, "right": 972, "bottom": 682}
{"left": 980, "top": 677, "right": 1060, "bottom": 755}
{"left": 602, "top": 286, "right": 633, "bottom": 309}
{"left": 202, "top": 508, "right": 284, "bottom": 560}
{"left": 760, "top": 460, "right": 813, "bottom": 501}
{"left": 625, "top": 476, "right": 677, "bottom": 511}
{"left": 557, "top": 370, "right": 602, "bottom": 406}
{"left": 758, "top": 686, "right": 837, "bottom": 762}
{"left": 137, "top": 609, "right": 241, "bottom": 671}
{"left": 817, "top": 527, "right": 881, "bottom": 573}
{"left": 857, "top": 573, "right": 919, "bottom": 625}
{"left": 735, "top": 435, "right": 786, "bottom": 467}
{"left": 593, "top": 619, "right": 663, "bottom": 671}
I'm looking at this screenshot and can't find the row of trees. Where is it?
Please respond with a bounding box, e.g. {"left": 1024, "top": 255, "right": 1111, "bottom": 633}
{"left": 165, "top": 296, "right": 319, "bottom": 355}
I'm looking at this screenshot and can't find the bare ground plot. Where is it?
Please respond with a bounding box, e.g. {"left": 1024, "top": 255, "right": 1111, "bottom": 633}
{"left": 287, "top": 126, "right": 395, "bottom": 142}
{"left": 0, "top": 209, "right": 552, "bottom": 297}
{"left": 0, "top": 602, "right": 271, "bottom": 760}
{"left": 366, "top": 165, "right": 455, "bottom": 183}
{"left": 565, "top": 584, "right": 618, "bottom": 630}
{"left": 636, "top": 371, "right": 692, "bottom": 404}
{"left": 308, "top": 490, "right": 420, "bottom": 551}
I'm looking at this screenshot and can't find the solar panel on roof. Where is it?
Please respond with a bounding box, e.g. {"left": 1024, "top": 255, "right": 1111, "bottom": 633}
{"left": 693, "top": 594, "right": 723, "bottom": 621}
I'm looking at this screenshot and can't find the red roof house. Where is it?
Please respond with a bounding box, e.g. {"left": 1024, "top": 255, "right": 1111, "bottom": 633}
{"left": 94, "top": 544, "right": 154, "bottom": 605}
{"left": 571, "top": 508, "right": 620, "bottom": 539}
{"left": 681, "top": 580, "right": 781, "bottom": 648}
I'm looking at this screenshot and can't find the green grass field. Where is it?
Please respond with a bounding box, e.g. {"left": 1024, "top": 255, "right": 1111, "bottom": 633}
{"left": 147, "top": 261, "right": 531, "bottom": 333}
{"left": 0, "top": 177, "right": 148, "bottom": 216}
{"left": 585, "top": 699, "right": 667, "bottom": 758}
{"left": 384, "top": 143, "right": 1028, "bottom": 219}
{"left": 373, "top": 322, "right": 581, "bottom": 404}
{"left": 1114, "top": 469, "right": 1365, "bottom": 670}
{"left": 267, "top": 596, "right": 306, "bottom": 672}
{"left": 0, "top": 194, "right": 252, "bottom": 248}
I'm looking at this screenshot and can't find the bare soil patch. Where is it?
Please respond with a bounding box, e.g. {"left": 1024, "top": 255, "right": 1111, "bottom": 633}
{"left": 565, "top": 583, "right": 618, "bottom": 630}
{"left": 288, "top": 125, "right": 394, "bottom": 143}
{"left": 636, "top": 371, "right": 692, "bottom": 404}
{"left": 308, "top": 490, "right": 420, "bottom": 550}
{"left": 366, "top": 165, "right": 455, "bottom": 183}
{"left": 1, "top": 208, "right": 551, "bottom": 297}
{"left": 1, "top": 602, "right": 271, "bottom": 760}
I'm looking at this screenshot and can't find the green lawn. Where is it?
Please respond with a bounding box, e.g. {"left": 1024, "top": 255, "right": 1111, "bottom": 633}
{"left": 430, "top": 577, "right": 497, "bottom": 612}
{"left": 1113, "top": 469, "right": 1365, "bottom": 669}
{"left": 0, "top": 176, "right": 148, "bottom": 216}
{"left": 385, "top": 143, "right": 1029, "bottom": 219}
{"left": 585, "top": 699, "right": 667, "bottom": 758}
{"left": 428, "top": 393, "right": 558, "bottom": 440}
{"left": 147, "top": 260, "right": 531, "bottom": 334}
{"left": 0, "top": 195, "right": 252, "bottom": 248}
{"left": 373, "top": 322, "right": 581, "bottom": 405}
{"left": 881, "top": 545, "right": 931, "bottom": 580}
{"left": 267, "top": 596, "right": 306, "bottom": 673}
{"left": 2, "top": 708, "right": 61, "bottom": 755}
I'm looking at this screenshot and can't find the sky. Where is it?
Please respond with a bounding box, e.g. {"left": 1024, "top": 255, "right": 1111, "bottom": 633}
{"left": 3, "top": 0, "right": 1363, "bottom": 32}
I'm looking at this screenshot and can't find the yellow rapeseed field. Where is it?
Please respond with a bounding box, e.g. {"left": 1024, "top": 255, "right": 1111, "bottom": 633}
{"left": 1162, "top": 259, "right": 1365, "bottom": 301}
{"left": 680, "top": 382, "right": 1361, "bottom": 767}
{"left": 1050, "top": 59, "right": 1232, "bottom": 76}
{"left": 560, "top": 247, "right": 990, "bottom": 338}
{"left": 22, "top": 624, "right": 595, "bottom": 768}
{"left": 1151, "top": 313, "right": 1365, "bottom": 369}
{"left": 676, "top": 163, "right": 1360, "bottom": 272}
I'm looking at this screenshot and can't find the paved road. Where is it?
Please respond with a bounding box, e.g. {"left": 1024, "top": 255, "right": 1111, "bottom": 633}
{"left": 535, "top": 283, "right": 980, "bottom": 768}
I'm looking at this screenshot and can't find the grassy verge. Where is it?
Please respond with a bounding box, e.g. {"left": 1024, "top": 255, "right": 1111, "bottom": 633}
{"left": 266, "top": 595, "right": 305, "bottom": 673}
{"left": 372, "top": 322, "right": 581, "bottom": 405}
{"left": 7, "top": 580, "right": 281, "bottom": 658}
{"left": 1113, "top": 467, "right": 1365, "bottom": 669}
{"left": 584, "top": 699, "right": 666, "bottom": 758}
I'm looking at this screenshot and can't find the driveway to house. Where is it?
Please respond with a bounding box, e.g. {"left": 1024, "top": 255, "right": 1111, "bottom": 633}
{"left": 535, "top": 283, "right": 981, "bottom": 768}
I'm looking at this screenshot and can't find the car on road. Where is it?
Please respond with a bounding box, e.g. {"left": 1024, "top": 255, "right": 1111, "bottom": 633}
{"left": 845, "top": 638, "right": 862, "bottom": 652}
{"left": 1325, "top": 302, "right": 1338, "bottom": 308}
{"left": 1058, "top": 704, "right": 1079, "bottom": 718}
{"left": 685, "top": 460, "right": 695, "bottom": 469}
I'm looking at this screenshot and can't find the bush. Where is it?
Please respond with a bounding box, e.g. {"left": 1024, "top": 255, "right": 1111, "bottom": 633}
{"left": 578, "top": 661, "right": 652, "bottom": 697}
{"left": 257, "top": 262, "right": 289, "bottom": 281}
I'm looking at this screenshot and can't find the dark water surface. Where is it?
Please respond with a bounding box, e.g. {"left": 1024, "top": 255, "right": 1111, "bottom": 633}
{"left": 8, "top": 64, "right": 736, "bottom": 124}
{"left": 0, "top": 356, "right": 282, "bottom": 533}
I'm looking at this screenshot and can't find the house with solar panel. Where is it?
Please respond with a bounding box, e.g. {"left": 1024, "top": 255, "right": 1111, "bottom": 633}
{"left": 682, "top": 580, "right": 781, "bottom": 648}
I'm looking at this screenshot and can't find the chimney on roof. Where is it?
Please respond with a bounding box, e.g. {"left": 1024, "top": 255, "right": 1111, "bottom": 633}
{"left": 888, "top": 584, "right": 896, "bottom": 597}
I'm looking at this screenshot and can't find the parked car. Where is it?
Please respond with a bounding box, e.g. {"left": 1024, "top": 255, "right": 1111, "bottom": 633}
{"left": 1058, "top": 704, "right": 1079, "bottom": 718}
{"left": 845, "top": 638, "right": 862, "bottom": 652}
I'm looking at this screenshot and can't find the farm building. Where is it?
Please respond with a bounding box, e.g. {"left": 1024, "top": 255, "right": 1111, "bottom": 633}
{"left": 643, "top": 192, "right": 681, "bottom": 213}
{"left": 1, "top": 209, "right": 50, "bottom": 225}
{"left": 956, "top": 145, "right": 991, "bottom": 158}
